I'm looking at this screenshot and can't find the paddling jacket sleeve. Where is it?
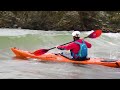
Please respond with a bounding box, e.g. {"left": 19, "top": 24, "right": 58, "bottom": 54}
{"left": 57, "top": 39, "right": 92, "bottom": 53}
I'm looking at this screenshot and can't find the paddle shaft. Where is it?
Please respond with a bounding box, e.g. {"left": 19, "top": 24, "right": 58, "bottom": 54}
{"left": 48, "top": 41, "right": 73, "bottom": 50}
{"left": 48, "top": 36, "right": 88, "bottom": 50}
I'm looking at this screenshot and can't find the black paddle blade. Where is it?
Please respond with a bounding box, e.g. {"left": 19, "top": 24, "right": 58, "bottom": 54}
{"left": 33, "top": 49, "right": 49, "bottom": 56}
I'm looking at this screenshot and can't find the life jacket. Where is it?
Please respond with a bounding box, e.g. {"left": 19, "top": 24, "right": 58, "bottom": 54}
{"left": 70, "top": 40, "right": 88, "bottom": 59}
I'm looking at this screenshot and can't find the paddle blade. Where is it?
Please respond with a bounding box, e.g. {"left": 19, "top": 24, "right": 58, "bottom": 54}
{"left": 88, "top": 29, "right": 102, "bottom": 38}
{"left": 33, "top": 49, "right": 48, "bottom": 56}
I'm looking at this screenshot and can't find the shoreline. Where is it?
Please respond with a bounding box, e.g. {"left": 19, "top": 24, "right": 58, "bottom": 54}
{"left": 0, "top": 27, "right": 119, "bottom": 33}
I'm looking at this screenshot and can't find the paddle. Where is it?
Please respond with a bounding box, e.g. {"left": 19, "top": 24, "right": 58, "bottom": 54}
{"left": 33, "top": 29, "right": 102, "bottom": 56}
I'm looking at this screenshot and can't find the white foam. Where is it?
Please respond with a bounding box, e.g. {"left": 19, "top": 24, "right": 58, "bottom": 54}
{"left": 104, "top": 33, "right": 120, "bottom": 38}
{"left": 0, "top": 28, "right": 40, "bottom": 36}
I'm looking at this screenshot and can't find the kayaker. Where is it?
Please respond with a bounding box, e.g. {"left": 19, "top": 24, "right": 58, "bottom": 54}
{"left": 56, "top": 31, "right": 92, "bottom": 61}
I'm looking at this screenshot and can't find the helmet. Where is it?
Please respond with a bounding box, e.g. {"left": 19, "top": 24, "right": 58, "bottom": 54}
{"left": 72, "top": 31, "right": 81, "bottom": 37}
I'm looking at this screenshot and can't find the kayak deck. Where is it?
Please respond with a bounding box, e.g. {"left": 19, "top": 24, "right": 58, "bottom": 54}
{"left": 11, "top": 47, "right": 120, "bottom": 68}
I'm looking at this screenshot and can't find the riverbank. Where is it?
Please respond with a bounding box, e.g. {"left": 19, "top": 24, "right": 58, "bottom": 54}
{"left": 0, "top": 27, "right": 120, "bottom": 33}
{"left": 0, "top": 11, "right": 120, "bottom": 33}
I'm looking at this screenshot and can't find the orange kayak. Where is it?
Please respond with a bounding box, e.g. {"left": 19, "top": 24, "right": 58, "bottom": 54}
{"left": 11, "top": 47, "right": 120, "bottom": 68}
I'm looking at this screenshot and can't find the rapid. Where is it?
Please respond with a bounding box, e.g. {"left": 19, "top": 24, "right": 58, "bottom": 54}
{"left": 0, "top": 28, "right": 120, "bottom": 79}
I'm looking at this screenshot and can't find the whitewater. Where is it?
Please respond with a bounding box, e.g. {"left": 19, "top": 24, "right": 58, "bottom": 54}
{"left": 0, "top": 28, "right": 120, "bottom": 79}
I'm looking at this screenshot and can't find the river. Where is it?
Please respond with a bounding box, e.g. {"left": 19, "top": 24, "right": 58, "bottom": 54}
{"left": 0, "top": 28, "right": 120, "bottom": 79}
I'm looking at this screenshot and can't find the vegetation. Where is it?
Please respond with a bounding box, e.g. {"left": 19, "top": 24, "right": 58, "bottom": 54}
{"left": 0, "top": 11, "right": 120, "bottom": 32}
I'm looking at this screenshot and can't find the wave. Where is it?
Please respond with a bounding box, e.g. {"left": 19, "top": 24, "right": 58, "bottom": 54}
{"left": 0, "top": 28, "right": 120, "bottom": 59}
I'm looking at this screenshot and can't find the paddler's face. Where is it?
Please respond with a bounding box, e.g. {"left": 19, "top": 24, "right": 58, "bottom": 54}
{"left": 73, "top": 36, "right": 80, "bottom": 41}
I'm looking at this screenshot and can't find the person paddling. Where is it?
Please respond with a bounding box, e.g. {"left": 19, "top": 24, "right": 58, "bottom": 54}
{"left": 56, "top": 31, "right": 92, "bottom": 61}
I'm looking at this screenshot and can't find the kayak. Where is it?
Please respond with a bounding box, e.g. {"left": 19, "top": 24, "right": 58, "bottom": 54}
{"left": 11, "top": 47, "right": 120, "bottom": 68}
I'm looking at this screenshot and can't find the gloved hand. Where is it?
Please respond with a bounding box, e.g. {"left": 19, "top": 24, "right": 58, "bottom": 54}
{"left": 56, "top": 46, "right": 64, "bottom": 50}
